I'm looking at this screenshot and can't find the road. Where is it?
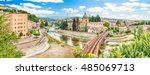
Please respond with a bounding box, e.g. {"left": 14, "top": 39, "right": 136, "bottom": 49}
{"left": 18, "top": 29, "right": 50, "bottom": 58}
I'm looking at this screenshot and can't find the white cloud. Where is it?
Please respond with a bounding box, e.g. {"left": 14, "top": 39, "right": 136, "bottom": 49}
{"left": 74, "top": 14, "right": 83, "bottom": 17}
{"left": 105, "top": 14, "right": 144, "bottom": 20}
{"left": 103, "top": 2, "right": 150, "bottom": 13}
{"left": 101, "top": 10, "right": 109, "bottom": 16}
{"left": 105, "top": 3, "right": 135, "bottom": 12}
{"left": 122, "top": 2, "right": 140, "bottom": 7}
{"left": 129, "top": 0, "right": 138, "bottom": 2}
{"left": 62, "top": 8, "right": 78, "bottom": 13}
{"left": 20, "top": 3, "right": 41, "bottom": 8}
{"left": 0, "top": 0, "right": 12, "bottom": 1}
{"left": 86, "top": 7, "right": 103, "bottom": 12}
{"left": 141, "top": 7, "right": 148, "bottom": 10}
{"left": 8, "top": 4, "right": 56, "bottom": 16}
{"left": 25, "top": 0, "right": 63, "bottom": 3}
{"left": 79, "top": 6, "right": 86, "bottom": 9}
{"left": 123, "top": 2, "right": 150, "bottom": 8}
{"left": 140, "top": 3, "right": 150, "bottom": 8}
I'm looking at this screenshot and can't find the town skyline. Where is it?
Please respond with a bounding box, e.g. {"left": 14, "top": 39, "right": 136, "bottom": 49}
{"left": 0, "top": 0, "right": 150, "bottom": 20}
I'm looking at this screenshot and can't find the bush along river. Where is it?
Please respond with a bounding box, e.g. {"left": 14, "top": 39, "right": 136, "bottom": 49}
{"left": 48, "top": 29, "right": 89, "bottom": 49}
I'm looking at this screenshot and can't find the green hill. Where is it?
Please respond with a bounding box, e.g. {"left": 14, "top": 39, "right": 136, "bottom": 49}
{"left": 0, "top": 8, "right": 39, "bottom": 22}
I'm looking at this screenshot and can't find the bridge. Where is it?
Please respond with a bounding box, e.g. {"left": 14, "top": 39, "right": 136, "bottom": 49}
{"left": 82, "top": 32, "right": 108, "bottom": 57}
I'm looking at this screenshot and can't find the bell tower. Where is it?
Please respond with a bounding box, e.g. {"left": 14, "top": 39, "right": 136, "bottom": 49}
{"left": 82, "top": 13, "right": 89, "bottom": 23}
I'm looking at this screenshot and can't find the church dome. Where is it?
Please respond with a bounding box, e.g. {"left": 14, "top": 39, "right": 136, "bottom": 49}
{"left": 83, "top": 13, "right": 88, "bottom": 19}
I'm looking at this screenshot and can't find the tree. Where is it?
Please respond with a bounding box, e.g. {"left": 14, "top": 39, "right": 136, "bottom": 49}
{"left": 76, "top": 17, "right": 80, "bottom": 31}
{"left": 100, "top": 28, "right": 150, "bottom": 58}
{"left": 19, "top": 32, "right": 23, "bottom": 38}
{"left": 0, "top": 14, "right": 24, "bottom": 58}
{"left": 85, "top": 25, "right": 88, "bottom": 32}
{"left": 40, "top": 20, "right": 45, "bottom": 28}
{"left": 103, "top": 22, "right": 110, "bottom": 29}
{"left": 95, "top": 15, "right": 101, "bottom": 22}
{"left": 45, "top": 21, "right": 49, "bottom": 27}
{"left": 90, "top": 16, "right": 95, "bottom": 22}
{"left": 65, "top": 20, "right": 68, "bottom": 30}
{"left": 54, "top": 22, "right": 61, "bottom": 28}
{"left": 72, "top": 18, "right": 77, "bottom": 31}
{"left": 28, "top": 14, "right": 39, "bottom": 22}
{"left": 116, "top": 20, "right": 121, "bottom": 27}
{"left": 89, "top": 15, "right": 101, "bottom": 22}
{"left": 60, "top": 20, "right": 68, "bottom": 30}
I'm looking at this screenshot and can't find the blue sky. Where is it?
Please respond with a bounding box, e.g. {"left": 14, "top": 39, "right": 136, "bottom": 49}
{"left": 0, "top": 0, "right": 150, "bottom": 20}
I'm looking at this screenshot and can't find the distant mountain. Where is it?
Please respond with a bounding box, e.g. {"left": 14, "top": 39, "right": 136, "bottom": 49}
{"left": 39, "top": 17, "right": 57, "bottom": 22}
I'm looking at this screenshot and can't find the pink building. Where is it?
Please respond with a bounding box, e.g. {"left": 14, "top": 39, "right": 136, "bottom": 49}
{"left": 7, "top": 13, "right": 28, "bottom": 38}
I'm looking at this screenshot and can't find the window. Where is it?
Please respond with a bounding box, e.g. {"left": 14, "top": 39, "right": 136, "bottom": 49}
{"left": 18, "top": 26, "right": 23, "bottom": 28}
{"left": 18, "top": 23, "right": 23, "bottom": 25}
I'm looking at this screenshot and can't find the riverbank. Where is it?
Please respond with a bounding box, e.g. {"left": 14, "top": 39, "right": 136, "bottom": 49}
{"left": 31, "top": 43, "right": 75, "bottom": 58}
{"left": 31, "top": 31, "right": 76, "bottom": 58}
{"left": 57, "top": 30, "right": 97, "bottom": 40}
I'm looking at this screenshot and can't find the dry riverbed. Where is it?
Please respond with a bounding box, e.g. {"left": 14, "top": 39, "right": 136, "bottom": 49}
{"left": 31, "top": 43, "right": 75, "bottom": 58}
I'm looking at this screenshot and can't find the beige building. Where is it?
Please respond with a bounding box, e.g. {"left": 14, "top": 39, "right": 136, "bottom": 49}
{"left": 7, "top": 13, "right": 28, "bottom": 38}
{"left": 68, "top": 13, "right": 107, "bottom": 33}
{"left": 28, "top": 21, "right": 37, "bottom": 30}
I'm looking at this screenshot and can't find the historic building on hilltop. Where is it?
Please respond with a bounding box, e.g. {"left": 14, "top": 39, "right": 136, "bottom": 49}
{"left": 68, "top": 13, "right": 107, "bottom": 33}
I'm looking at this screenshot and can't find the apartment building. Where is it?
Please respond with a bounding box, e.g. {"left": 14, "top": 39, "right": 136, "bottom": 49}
{"left": 28, "top": 21, "right": 38, "bottom": 30}
{"left": 7, "top": 13, "right": 28, "bottom": 38}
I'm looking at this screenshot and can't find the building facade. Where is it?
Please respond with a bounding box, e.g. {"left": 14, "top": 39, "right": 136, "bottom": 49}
{"left": 28, "top": 21, "right": 38, "bottom": 30}
{"left": 68, "top": 13, "right": 107, "bottom": 33}
{"left": 7, "top": 13, "right": 28, "bottom": 38}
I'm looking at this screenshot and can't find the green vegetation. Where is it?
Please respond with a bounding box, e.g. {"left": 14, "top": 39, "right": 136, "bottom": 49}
{"left": 71, "top": 17, "right": 80, "bottom": 31}
{"left": 84, "top": 24, "right": 88, "bottom": 32}
{"left": 89, "top": 15, "right": 101, "bottom": 22}
{"left": 73, "top": 46, "right": 96, "bottom": 58}
{"left": 110, "top": 27, "right": 119, "bottom": 33}
{"left": 44, "top": 32, "right": 60, "bottom": 44}
{"left": 60, "top": 20, "right": 68, "bottom": 30}
{"left": 0, "top": 9, "right": 27, "bottom": 13}
{"left": 54, "top": 22, "right": 61, "bottom": 28}
{"left": 72, "top": 18, "right": 77, "bottom": 31}
{"left": 131, "top": 21, "right": 150, "bottom": 26}
{"left": 40, "top": 20, "right": 49, "bottom": 28}
{"left": 30, "top": 30, "right": 40, "bottom": 36}
{"left": 19, "top": 32, "right": 23, "bottom": 37}
{"left": 55, "top": 17, "right": 88, "bottom": 32}
{"left": 0, "top": 15, "right": 24, "bottom": 58}
{"left": 45, "top": 21, "right": 49, "bottom": 27}
{"left": 40, "top": 21, "right": 45, "bottom": 28}
{"left": 28, "top": 14, "right": 39, "bottom": 22}
{"left": 100, "top": 28, "right": 150, "bottom": 58}
{"left": 0, "top": 8, "right": 39, "bottom": 22}
{"left": 103, "top": 22, "right": 110, "bottom": 29}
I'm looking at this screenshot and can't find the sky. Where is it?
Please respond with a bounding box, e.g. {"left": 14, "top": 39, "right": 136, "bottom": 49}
{"left": 0, "top": 0, "right": 150, "bottom": 20}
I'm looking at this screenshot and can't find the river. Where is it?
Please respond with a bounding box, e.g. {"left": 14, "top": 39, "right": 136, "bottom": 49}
{"left": 48, "top": 30, "right": 88, "bottom": 49}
